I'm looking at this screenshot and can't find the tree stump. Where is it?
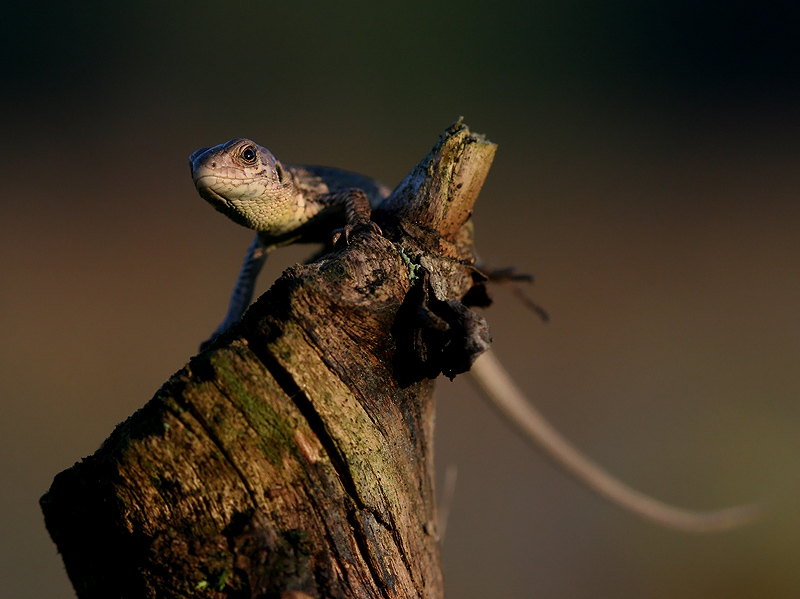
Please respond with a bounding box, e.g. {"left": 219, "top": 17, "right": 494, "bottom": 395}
{"left": 41, "top": 120, "right": 497, "bottom": 599}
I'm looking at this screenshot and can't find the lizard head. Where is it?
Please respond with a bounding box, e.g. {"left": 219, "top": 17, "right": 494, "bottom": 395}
{"left": 189, "top": 138, "right": 295, "bottom": 231}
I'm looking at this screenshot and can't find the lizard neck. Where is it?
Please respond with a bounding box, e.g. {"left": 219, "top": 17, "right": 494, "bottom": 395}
{"left": 246, "top": 182, "right": 308, "bottom": 236}
{"left": 255, "top": 166, "right": 332, "bottom": 235}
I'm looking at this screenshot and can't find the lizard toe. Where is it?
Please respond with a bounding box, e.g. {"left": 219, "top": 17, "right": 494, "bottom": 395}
{"left": 331, "top": 225, "right": 352, "bottom": 247}
{"left": 331, "top": 220, "right": 382, "bottom": 247}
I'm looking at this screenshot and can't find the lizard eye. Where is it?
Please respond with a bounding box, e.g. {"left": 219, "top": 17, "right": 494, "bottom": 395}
{"left": 240, "top": 146, "right": 258, "bottom": 164}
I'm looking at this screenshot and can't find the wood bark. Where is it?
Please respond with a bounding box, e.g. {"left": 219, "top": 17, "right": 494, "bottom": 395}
{"left": 41, "top": 120, "right": 497, "bottom": 599}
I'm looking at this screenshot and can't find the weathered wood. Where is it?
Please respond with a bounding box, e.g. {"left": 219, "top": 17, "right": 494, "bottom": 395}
{"left": 41, "top": 120, "right": 497, "bottom": 599}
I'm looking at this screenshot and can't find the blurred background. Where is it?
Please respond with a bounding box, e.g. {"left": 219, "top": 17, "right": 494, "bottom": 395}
{"left": 2, "top": 1, "right": 799, "bottom": 597}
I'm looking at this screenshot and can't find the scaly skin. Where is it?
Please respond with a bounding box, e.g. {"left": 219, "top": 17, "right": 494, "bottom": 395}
{"left": 191, "top": 138, "right": 388, "bottom": 241}
{"left": 190, "top": 138, "right": 386, "bottom": 340}
{"left": 190, "top": 138, "right": 762, "bottom": 532}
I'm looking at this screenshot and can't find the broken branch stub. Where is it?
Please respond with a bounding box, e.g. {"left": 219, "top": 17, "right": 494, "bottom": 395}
{"left": 41, "top": 121, "right": 497, "bottom": 599}
{"left": 377, "top": 117, "right": 497, "bottom": 260}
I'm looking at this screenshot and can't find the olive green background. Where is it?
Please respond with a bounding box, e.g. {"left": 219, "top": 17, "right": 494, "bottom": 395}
{"left": 2, "top": 2, "right": 799, "bottom": 597}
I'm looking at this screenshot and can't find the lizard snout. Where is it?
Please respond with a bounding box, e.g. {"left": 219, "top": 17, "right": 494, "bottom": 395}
{"left": 189, "top": 147, "right": 213, "bottom": 173}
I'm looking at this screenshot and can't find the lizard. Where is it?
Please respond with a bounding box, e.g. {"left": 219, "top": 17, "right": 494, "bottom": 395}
{"left": 190, "top": 137, "right": 762, "bottom": 532}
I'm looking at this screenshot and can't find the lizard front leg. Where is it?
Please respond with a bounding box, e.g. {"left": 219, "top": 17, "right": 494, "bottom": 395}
{"left": 201, "top": 233, "right": 269, "bottom": 349}
{"left": 318, "top": 188, "right": 383, "bottom": 246}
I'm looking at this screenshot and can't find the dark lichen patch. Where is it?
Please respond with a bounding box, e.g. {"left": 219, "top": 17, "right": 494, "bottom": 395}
{"left": 200, "top": 567, "right": 233, "bottom": 592}
{"left": 228, "top": 515, "right": 317, "bottom": 599}
{"left": 144, "top": 528, "right": 237, "bottom": 597}
{"left": 318, "top": 258, "right": 348, "bottom": 284}
{"left": 276, "top": 345, "right": 294, "bottom": 363}
{"left": 360, "top": 267, "right": 389, "bottom": 297}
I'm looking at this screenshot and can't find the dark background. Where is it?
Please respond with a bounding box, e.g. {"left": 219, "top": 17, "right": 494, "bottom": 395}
{"left": 2, "top": 2, "right": 799, "bottom": 597}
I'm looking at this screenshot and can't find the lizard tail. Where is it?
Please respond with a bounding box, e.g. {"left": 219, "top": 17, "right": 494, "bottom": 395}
{"left": 468, "top": 350, "right": 765, "bottom": 532}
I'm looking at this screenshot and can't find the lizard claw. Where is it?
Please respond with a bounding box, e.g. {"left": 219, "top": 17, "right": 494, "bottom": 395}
{"left": 361, "top": 220, "right": 383, "bottom": 237}
{"left": 331, "top": 219, "right": 383, "bottom": 247}
{"left": 331, "top": 225, "right": 350, "bottom": 247}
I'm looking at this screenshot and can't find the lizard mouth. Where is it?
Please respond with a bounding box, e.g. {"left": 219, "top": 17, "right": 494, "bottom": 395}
{"left": 195, "top": 181, "right": 233, "bottom": 211}
{"left": 194, "top": 178, "right": 258, "bottom": 230}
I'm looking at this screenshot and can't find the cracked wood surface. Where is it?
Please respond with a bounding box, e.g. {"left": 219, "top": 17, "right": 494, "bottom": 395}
{"left": 41, "top": 121, "right": 497, "bottom": 599}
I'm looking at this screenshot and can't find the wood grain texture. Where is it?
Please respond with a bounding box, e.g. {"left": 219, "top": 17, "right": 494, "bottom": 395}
{"left": 41, "top": 121, "right": 497, "bottom": 599}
